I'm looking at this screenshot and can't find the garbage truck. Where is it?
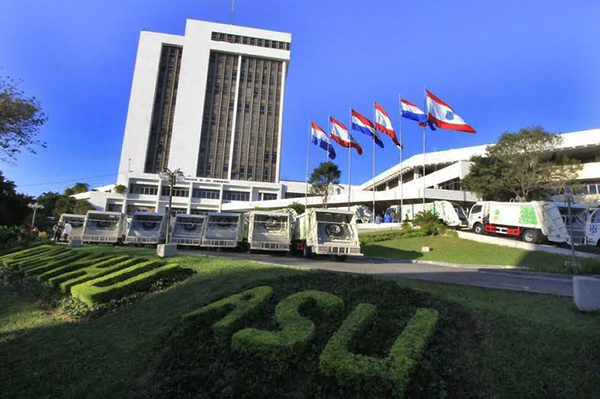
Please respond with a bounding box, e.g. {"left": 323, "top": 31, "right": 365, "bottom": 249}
{"left": 201, "top": 212, "right": 247, "bottom": 249}
{"left": 81, "top": 211, "right": 126, "bottom": 244}
{"left": 124, "top": 212, "right": 168, "bottom": 245}
{"left": 388, "top": 201, "right": 468, "bottom": 227}
{"left": 292, "top": 208, "right": 362, "bottom": 261}
{"left": 467, "top": 201, "right": 588, "bottom": 244}
{"left": 247, "top": 210, "right": 293, "bottom": 252}
{"left": 169, "top": 214, "right": 207, "bottom": 247}
{"left": 586, "top": 207, "right": 600, "bottom": 246}
{"left": 58, "top": 214, "right": 86, "bottom": 241}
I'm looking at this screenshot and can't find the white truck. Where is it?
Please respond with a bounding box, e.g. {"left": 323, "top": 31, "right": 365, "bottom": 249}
{"left": 170, "top": 214, "right": 207, "bottom": 247}
{"left": 124, "top": 212, "right": 168, "bottom": 245}
{"left": 247, "top": 210, "right": 293, "bottom": 252}
{"left": 389, "top": 201, "right": 468, "bottom": 227}
{"left": 293, "top": 208, "right": 362, "bottom": 261}
{"left": 58, "top": 214, "right": 86, "bottom": 241}
{"left": 81, "top": 211, "right": 126, "bottom": 244}
{"left": 586, "top": 208, "right": 600, "bottom": 246}
{"left": 467, "top": 201, "right": 588, "bottom": 244}
{"left": 201, "top": 212, "right": 247, "bottom": 249}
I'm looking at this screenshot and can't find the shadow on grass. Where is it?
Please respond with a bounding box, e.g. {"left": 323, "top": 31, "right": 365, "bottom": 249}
{"left": 362, "top": 245, "right": 424, "bottom": 260}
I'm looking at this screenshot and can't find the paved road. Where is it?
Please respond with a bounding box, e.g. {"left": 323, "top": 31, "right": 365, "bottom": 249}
{"left": 189, "top": 250, "right": 575, "bottom": 297}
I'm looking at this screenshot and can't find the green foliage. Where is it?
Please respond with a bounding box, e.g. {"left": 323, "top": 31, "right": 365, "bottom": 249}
{"left": 232, "top": 290, "right": 344, "bottom": 360}
{"left": 308, "top": 161, "right": 341, "bottom": 207}
{"left": 287, "top": 202, "right": 306, "bottom": 215}
{"left": 53, "top": 195, "right": 93, "bottom": 217}
{"left": 414, "top": 210, "right": 442, "bottom": 235}
{"left": 463, "top": 126, "right": 582, "bottom": 201}
{"left": 0, "top": 73, "right": 48, "bottom": 163}
{"left": 0, "top": 225, "right": 35, "bottom": 248}
{"left": 63, "top": 183, "right": 90, "bottom": 196}
{"left": 320, "top": 304, "right": 439, "bottom": 397}
{"left": 70, "top": 261, "right": 182, "bottom": 307}
{"left": 359, "top": 229, "right": 429, "bottom": 245}
{"left": 113, "top": 184, "right": 127, "bottom": 195}
{"left": 0, "top": 171, "right": 34, "bottom": 226}
{"left": 183, "top": 286, "right": 274, "bottom": 339}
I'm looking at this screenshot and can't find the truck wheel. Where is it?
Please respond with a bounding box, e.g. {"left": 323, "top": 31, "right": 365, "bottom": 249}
{"left": 333, "top": 255, "right": 348, "bottom": 262}
{"left": 522, "top": 229, "right": 540, "bottom": 244}
{"left": 473, "top": 223, "right": 484, "bottom": 235}
{"left": 303, "top": 245, "right": 313, "bottom": 258}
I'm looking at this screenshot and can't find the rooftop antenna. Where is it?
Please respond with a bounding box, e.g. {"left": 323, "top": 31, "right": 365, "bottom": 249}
{"left": 230, "top": 0, "right": 235, "bottom": 25}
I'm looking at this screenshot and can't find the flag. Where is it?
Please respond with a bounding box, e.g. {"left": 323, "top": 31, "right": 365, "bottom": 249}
{"left": 400, "top": 99, "right": 427, "bottom": 123}
{"left": 351, "top": 109, "right": 384, "bottom": 148}
{"left": 310, "top": 122, "right": 336, "bottom": 159}
{"left": 375, "top": 103, "right": 401, "bottom": 148}
{"left": 330, "top": 117, "right": 363, "bottom": 155}
{"left": 425, "top": 90, "right": 476, "bottom": 133}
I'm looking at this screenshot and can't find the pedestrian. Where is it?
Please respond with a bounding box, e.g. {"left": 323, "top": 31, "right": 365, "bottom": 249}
{"left": 52, "top": 224, "right": 61, "bottom": 241}
{"left": 62, "top": 222, "right": 72, "bottom": 242}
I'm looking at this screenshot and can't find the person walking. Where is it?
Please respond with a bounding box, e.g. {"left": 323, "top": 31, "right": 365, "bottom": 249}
{"left": 62, "top": 222, "right": 72, "bottom": 242}
{"left": 52, "top": 224, "right": 61, "bottom": 241}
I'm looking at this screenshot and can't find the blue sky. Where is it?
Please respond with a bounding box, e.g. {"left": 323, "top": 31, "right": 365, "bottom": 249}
{"left": 1, "top": 0, "right": 599, "bottom": 196}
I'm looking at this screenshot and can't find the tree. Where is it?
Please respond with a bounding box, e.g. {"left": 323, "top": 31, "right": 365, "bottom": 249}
{"left": 462, "top": 126, "right": 582, "bottom": 201}
{"left": 113, "top": 184, "right": 127, "bottom": 194}
{"left": 0, "top": 74, "right": 47, "bottom": 163}
{"left": 287, "top": 202, "right": 305, "bottom": 215}
{"left": 64, "top": 182, "right": 89, "bottom": 196}
{"left": 0, "top": 171, "right": 33, "bottom": 226}
{"left": 308, "top": 161, "right": 341, "bottom": 208}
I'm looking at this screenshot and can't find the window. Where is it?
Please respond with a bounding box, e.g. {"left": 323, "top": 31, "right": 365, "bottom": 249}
{"left": 591, "top": 210, "right": 600, "bottom": 223}
{"left": 129, "top": 184, "right": 158, "bottom": 196}
{"left": 471, "top": 205, "right": 482, "bottom": 214}
{"left": 223, "top": 190, "right": 250, "bottom": 202}
{"left": 161, "top": 186, "right": 189, "bottom": 197}
{"left": 192, "top": 188, "right": 220, "bottom": 199}
{"left": 260, "top": 192, "right": 277, "bottom": 201}
{"left": 589, "top": 184, "right": 598, "bottom": 195}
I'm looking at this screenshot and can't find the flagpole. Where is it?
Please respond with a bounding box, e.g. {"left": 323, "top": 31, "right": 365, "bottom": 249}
{"left": 305, "top": 119, "right": 311, "bottom": 208}
{"left": 422, "top": 87, "right": 427, "bottom": 206}
{"left": 347, "top": 108, "right": 352, "bottom": 211}
{"left": 398, "top": 94, "right": 404, "bottom": 223}
{"left": 372, "top": 102, "right": 376, "bottom": 223}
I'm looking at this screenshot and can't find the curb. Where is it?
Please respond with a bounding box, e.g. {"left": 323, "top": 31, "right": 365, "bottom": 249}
{"left": 360, "top": 256, "right": 527, "bottom": 270}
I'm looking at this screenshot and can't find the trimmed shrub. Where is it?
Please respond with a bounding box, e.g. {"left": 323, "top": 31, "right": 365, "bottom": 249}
{"left": 37, "top": 255, "right": 113, "bottom": 282}
{"left": 0, "top": 244, "right": 53, "bottom": 262}
{"left": 70, "top": 261, "right": 182, "bottom": 307}
{"left": 52, "top": 256, "right": 144, "bottom": 293}
{"left": 183, "top": 286, "right": 273, "bottom": 339}
{"left": 232, "top": 290, "right": 344, "bottom": 360}
{"left": 17, "top": 250, "right": 77, "bottom": 272}
{"left": 24, "top": 252, "right": 92, "bottom": 277}
{"left": 3, "top": 247, "right": 67, "bottom": 267}
{"left": 319, "top": 304, "right": 439, "bottom": 397}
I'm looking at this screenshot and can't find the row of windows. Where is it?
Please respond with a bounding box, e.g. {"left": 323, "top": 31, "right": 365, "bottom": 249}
{"left": 577, "top": 181, "right": 600, "bottom": 195}
{"left": 192, "top": 188, "right": 220, "bottom": 199}
{"left": 129, "top": 184, "right": 159, "bottom": 195}
{"left": 259, "top": 192, "right": 278, "bottom": 201}
{"left": 161, "top": 186, "right": 189, "bottom": 197}
{"left": 222, "top": 190, "right": 250, "bottom": 202}
{"left": 211, "top": 31, "right": 290, "bottom": 51}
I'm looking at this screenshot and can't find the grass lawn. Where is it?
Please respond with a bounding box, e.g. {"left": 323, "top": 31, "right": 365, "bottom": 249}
{"left": 362, "top": 235, "right": 600, "bottom": 274}
{"left": 1, "top": 245, "right": 599, "bottom": 398}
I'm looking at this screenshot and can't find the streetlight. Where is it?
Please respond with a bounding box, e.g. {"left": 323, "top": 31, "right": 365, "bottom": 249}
{"left": 28, "top": 203, "right": 45, "bottom": 228}
{"left": 564, "top": 186, "right": 580, "bottom": 270}
{"left": 159, "top": 168, "right": 184, "bottom": 244}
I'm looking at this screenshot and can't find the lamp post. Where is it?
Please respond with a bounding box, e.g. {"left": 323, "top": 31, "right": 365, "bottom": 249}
{"left": 28, "top": 203, "right": 45, "bottom": 228}
{"left": 159, "top": 168, "right": 184, "bottom": 244}
{"left": 564, "top": 186, "right": 580, "bottom": 270}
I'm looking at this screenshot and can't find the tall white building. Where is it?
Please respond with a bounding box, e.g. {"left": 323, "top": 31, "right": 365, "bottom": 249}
{"left": 95, "top": 19, "right": 302, "bottom": 215}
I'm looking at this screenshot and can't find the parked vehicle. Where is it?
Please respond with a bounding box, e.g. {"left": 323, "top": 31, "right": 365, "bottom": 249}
{"left": 293, "top": 208, "right": 362, "bottom": 261}
{"left": 170, "top": 214, "right": 207, "bottom": 247}
{"left": 586, "top": 207, "right": 600, "bottom": 246}
{"left": 388, "top": 201, "right": 468, "bottom": 227}
{"left": 82, "top": 211, "right": 126, "bottom": 244}
{"left": 201, "top": 212, "right": 247, "bottom": 249}
{"left": 331, "top": 205, "right": 373, "bottom": 224}
{"left": 124, "top": 212, "right": 167, "bottom": 245}
{"left": 467, "top": 201, "right": 587, "bottom": 244}
{"left": 58, "top": 214, "right": 86, "bottom": 241}
{"left": 248, "top": 210, "right": 293, "bottom": 252}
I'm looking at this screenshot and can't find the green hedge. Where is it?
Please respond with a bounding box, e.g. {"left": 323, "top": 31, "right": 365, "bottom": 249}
{"left": 319, "top": 304, "right": 439, "bottom": 397}
{"left": 183, "top": 286, "right": 273, "bottom": 339}
{"left": 232, "top": 290, "right": 344, "bottom": 360}
{"left": 0, "top": 244, "right": 53, "bottom": 262}
{"left": 52, "top": 256, "right": 144, "bottom": 293}
{"left": 4, "top": 247, "right": 68, "bottom": 268}
{"left": 70, "top": 261, "right": 182, "bottom": 307}
{"left": 359, "top": 229, "right": 429, "bottom": 245}
{"left": 37, "top": 254, "right": 113, "bottom": 283}
{"left": 23, "top": 252, "right": 92, "bottom": 277}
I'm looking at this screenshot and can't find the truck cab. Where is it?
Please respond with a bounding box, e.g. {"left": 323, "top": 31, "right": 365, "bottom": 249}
{"left": 467, "top": 202, "right": 487, "bottom": 234}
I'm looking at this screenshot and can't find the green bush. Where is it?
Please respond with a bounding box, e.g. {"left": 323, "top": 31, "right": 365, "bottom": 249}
{"left": 359, "top": 229, "right": 428, "bottom": 245}
{"left": 37, "top": 254, "right": 113, "bottom": 282}
{"left": 414, "top": 210, "right": 442, "bottom": 235}
{"left": 0, "top": 242, "right": 52, "bottom": 258}
{"left": 70, "top": 261, "right": 182, "bottom": 307}
{"left": 2, "top": 246, "right": 65, "bottom": 267}
{"left": 232, "top": 290, "right": 344, "bottom": 360}
{"left": 0, "top": 225, "right": 35, "bottom": 249}
{"left": 183, "top": 286, "right": 273, "bottom": 339}
{"left": 319, "top": 304, "right": 439, "bottom": 397}
{"left": 16, "top": 249, "right": 75, "bottom": 271}
{"left": 52, "top": 256, "right": 144, "bottom": 293}
{"left": 23, "top": 252, "right": 91, "bottom": 277}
